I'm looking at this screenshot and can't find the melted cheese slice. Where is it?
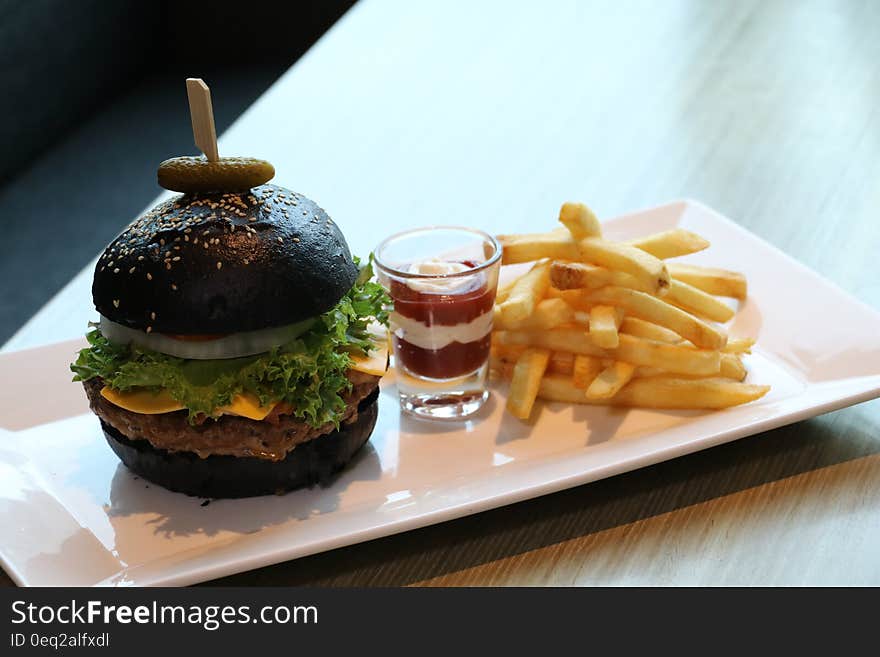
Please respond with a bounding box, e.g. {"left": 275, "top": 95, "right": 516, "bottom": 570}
{"left": 100, "top": 387, "right": 276, "bottom": 420}
{"left": 349, "top": 328, "right": 390, "bottom": 376}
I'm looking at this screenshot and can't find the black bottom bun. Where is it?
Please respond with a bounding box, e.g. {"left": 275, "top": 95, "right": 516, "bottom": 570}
{"left": 102, "top": 387, "right": 379, "bottom": 498}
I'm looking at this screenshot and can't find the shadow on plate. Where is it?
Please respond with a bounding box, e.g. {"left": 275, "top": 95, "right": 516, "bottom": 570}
{"left": 494, "top": 400, "right": 699, "bottom": 448}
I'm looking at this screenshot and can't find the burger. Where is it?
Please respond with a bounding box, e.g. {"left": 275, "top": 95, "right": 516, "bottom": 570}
{"left": 70, "top": 174, "right": 389, "bottom": 498}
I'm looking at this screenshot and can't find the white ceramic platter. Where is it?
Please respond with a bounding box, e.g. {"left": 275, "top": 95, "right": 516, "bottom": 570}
{"left": 2, "top": 200, "right": 879, "bottom": 586}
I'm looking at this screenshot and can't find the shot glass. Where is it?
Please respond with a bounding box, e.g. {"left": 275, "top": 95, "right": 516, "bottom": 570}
{"left": 374, "top": 226, "right": 501, "bottom": 419}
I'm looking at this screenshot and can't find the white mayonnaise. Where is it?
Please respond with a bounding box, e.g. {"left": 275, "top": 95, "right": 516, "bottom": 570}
{"left": 405, "top": 259, "right": 473, "bottom": 294}
{"left": 390, "top": 311, "right": 493, "bottom": 351}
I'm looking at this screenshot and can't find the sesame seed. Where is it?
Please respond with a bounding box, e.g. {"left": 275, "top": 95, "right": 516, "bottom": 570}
{"left": 217, "top": 261, "right": 222, "bottom": 269}
{"left": 112, "top": 299, "right": 120, "bottom": 308}
{"left": 173, "top": 256, "right": 180, "bottom": 262}
{"left": 113, "top": 268, "right": 120, "bottom": 274}
{"left": 277, "top": 236, "right": 283, "bottom": 243}
{"left": 293, "top": 237, "right": 300, "bottom": 242}
{"left": 150, "top": 312, "right": 156, "bottom": 320}
{"left": 166, "top": 263, "right": 171, "bottom": 270}
{"left": 146, "top": 326, "right": 152, "bottom": 333}
{"left": 171, "top": 283, "right": 177, "bottom": 290}
{"left": 138, "top": 255, "right": 144, "bottom": 261}
{"left": 146, "top": 272, "right": 152, "bottom": 280}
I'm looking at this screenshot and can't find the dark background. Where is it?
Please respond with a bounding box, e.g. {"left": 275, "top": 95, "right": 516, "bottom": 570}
{"left": 0, "top": 0, "right": 354, "bottom": 344}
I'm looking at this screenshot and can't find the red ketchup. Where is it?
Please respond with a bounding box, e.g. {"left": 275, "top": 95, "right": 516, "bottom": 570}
{"left": 390, "top": 260, "right": 496, "bottom": 379}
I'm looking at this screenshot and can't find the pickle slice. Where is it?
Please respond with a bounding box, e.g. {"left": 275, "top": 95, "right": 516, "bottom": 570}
{"left": 157, "top": 156, "right": 275, "bottom": 193}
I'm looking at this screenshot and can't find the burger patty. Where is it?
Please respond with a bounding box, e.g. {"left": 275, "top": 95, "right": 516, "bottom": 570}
{"left": 82, "top": 370, "right": 380, "bottom": 461}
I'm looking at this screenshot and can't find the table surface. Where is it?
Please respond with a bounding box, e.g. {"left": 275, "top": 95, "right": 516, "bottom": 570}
{"left": 4, "top": 0, "right": 880, "bottom": 586}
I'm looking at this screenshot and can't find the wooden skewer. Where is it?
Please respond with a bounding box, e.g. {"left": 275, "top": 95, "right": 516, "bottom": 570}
{"left": 185, "top": 78, "right": 219, "bottom": 161}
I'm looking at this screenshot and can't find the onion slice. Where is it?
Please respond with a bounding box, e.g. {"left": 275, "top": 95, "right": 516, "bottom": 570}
{"left": 98, "top": 316, "right": 316, "bottom": 360}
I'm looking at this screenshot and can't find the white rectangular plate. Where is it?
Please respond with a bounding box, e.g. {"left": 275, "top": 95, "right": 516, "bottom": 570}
{"left": 2, "top": 200, "right": 879, "bottom": 587}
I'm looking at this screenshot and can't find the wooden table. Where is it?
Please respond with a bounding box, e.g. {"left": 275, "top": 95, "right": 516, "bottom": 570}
{"left": 4, "top": 0, "right": 879, "bottom": 585}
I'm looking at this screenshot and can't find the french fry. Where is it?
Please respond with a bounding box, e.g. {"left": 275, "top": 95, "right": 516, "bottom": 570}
{"left": 489, "top": 355, "right": 514, "bottom": 379}
{"left": 619, "top": 316, "right": 682, "bottom": 344}
{"left": 572, "top": 309, "right": 591, "bottom": 326}
{"left": 723, "top": 337, "right": 755, "bottom": 354}
{"left": 632, "top": 366, "right": 665, "bottom": 378}
{"left": 550, "top": 351, "right": 575, "bottom": 376}
{"left": 495, "top": 274, "right": 522, "bottom": 304}
{"left": 627, "top": 228, "right": 710, "bottom": 259}
{"left": 491, "top": 342, "right": 527, "bottom": 362}
{"left": 507, "top": 348, "right": 551, "bottom": 419}
{"left": 493, "top": 346, "right": 574, "bottom": 377}
{"left": 614, "top": 334, "right": 720, "bottom": 376}
{"left": 575, "top": 286, "right": 727, "bottom": 350}
{"left": 559, "top": 202, "right": 601, "bottom": 240}
{"left": 572, "top": 355, "right": 603, "bottom": 388}
{"left": 494, "top": 297, "right": 574, "bottom": 330}
{"left": 496, "top": 260, "right": 551, "bottom": 325}
{"left": 576, "top": 237, "right": 670, "bottom": 295}
{"left": 495, "top": 328, "right": 606, "bottom": 357}
{"left": 720, "top": 353, "right": 747, "bottom": 381}
{"left": 667, "top": 263, "right": 747, "bottom": 300}
{"left": 613, "top": 376, "right": 769, "bottom": 408}
{"left": 549, "top": 261, "right": 649, "bottom": 292}
{"left": 633, "top": 353, "right": 745, "bottom": 381}
{"left": 535, "top": 375, "right": 769, "bottom": 409}
{"left": 492, "top": 354, "right": 577, "bottom": 380}
{"left": 586, "top": 361, "right": 636, "bottom": 399}
{"left": 546, "top": 288, "right": 586, "bottom": 306}
{"left": 498, "top": 232, "right": 578, "bottom": 264}
{"left": 495, "top": 329, "right": 721, "bottom": 376}
{"left": 588, "top": 305, "right": 623, "bottom": 348}
{"left": 666, "top": 279, "right": 736, "bottom": 323}
{"left": 494, "top": 342, "right": 580, "bottom": 378}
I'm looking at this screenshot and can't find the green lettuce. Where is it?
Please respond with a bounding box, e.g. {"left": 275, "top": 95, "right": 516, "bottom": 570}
{"left": 71, "top": 259, "right": 390, "bottom": 427}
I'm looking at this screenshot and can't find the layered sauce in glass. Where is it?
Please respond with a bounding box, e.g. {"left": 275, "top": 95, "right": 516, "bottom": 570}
{"left": 389, "top": 260, "right": 496, "bottom": 380}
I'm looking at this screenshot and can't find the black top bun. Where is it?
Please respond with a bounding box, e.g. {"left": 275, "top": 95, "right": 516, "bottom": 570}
{"left": 92, "top": 184, "right": 358, "bottom": 334}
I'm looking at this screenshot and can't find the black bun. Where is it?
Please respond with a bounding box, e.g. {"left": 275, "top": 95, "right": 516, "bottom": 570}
{"left": 101, "top": 387, "right": 379, "bottom": 498}
{"left": 92, "top": 184, "right": 358, "bottom": 333}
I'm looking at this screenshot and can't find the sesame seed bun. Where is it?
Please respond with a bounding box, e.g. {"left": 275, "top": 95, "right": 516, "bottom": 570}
{"left": 92, "top": 184, "right": 358, "bottom": 334}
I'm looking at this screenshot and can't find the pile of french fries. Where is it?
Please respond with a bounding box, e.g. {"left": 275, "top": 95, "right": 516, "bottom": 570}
{"left": 492, "top": 203, "right": 769, "bottom": 420}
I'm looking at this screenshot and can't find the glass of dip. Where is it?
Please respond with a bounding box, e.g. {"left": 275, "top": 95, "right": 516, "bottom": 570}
{"left": 374, "top": 226, "right": 501, "bottom": 419}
